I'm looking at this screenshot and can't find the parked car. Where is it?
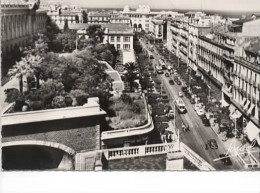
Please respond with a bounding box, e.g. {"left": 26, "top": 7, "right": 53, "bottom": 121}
{"left": 219, "top": 154, "right": 232, "bottom": 166}
{"left": 178, "top": 92, "right": 183, "bottom": 97}
{"left": 168, "top": 110, "right": 175, "bottom": 119}
{"left": 190, "top": 98, "right": 195, "bottom": 104}
{"left": 207, "top": 139, "right": 218, "bottom": 149}
{"left": 193, "top": 103, "right": 201, "bottom": 111}
{"left": 196, "top": 109, "right": 205, "bottom": 116}
{"left": 165, "top": 73, "right": 169, "bottom": 77}
{"left": 169, "top": 79, "right": 174, "bottom": 85}
{"left": 157, "top": 69, "right": 164, "bottom": 74}
{"left": 202, "top": 118, "right": 210, "bottom": 126}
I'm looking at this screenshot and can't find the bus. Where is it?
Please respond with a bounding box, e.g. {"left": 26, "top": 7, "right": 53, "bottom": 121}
{"left": 175, "top": 97, "right": 186, "bottom": 113}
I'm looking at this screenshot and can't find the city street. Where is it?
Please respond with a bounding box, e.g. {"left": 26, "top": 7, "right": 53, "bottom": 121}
{"left": 140, "top": 38, "right": 243, "bottom": 170}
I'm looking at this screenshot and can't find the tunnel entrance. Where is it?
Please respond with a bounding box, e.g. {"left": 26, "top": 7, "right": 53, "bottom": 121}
{"left": 2, "top": 145, "right": 74, "bottom": 170}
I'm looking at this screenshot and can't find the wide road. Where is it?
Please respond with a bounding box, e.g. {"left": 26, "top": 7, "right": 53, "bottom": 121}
{"left": 139, "top": 38, "right": 242, "bottom": 170}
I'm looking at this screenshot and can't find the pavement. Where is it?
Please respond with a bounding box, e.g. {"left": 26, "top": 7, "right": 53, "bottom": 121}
{"left": 140, "top": 38, "right": 244, "bottom": 170}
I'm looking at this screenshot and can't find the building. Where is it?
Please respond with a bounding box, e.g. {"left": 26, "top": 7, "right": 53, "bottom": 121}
{"left": 196, "top": 17, "right": 260, "bottom": 140}
{"left": 1, "top": 97, "right": 106, "bottom": 170}
{"left": 232, "top": 37, "right": 260, "bottom": 136}
{"left": 103, "top": 24, "right": 134, "bottom": 51}
{"left": 1, "top": 0, "right": 48, "bottom": 76}
{"left": 149, "top": 17, "right": 165, "bottom": 40}
{"left": 87, "top": 11, "right": 111, "bottom": 24}
{"left": 47, "top": 5, "right": 83, "bottom": 28}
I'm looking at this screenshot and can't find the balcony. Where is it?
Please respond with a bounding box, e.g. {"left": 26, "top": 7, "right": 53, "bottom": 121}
{"left": 222, "top": 85, "right": 233, "bottom": 98}
{"left": 235, "top": 57, "right": 260, "bottom": 73}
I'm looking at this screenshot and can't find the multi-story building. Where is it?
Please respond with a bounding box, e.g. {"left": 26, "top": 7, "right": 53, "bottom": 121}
{"left": 47, "top": 5, "right": 83, "bottom": 28}
{"left": 103, "top": 24, "right": 134, "bottom": 51}
{"left": 232, "top": 38, "right": 260, "bottom": 132}
{"left": 196, "top": 16, "right": 260, "bottom": 139}
{"left": 1, "top": 0, "right": 47, "bottom": 75}
{"left": 87, "top": 12, "right": 111, "bottom": 24}
{"left": 149, "top": 17, "right": 164, "bottom": 40}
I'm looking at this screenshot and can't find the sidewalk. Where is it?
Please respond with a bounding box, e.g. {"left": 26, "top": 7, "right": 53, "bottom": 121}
{"left": 209, "top": 118, "right": 260, "bottom": 168}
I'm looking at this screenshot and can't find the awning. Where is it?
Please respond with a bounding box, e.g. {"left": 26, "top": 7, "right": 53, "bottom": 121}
{"left": 221, "top": 100, "right": 230, "bottom": 107}
{"left": 243, "top": 100, "right": 250, "bottom": 111}
{"left": 245, "top": 121, "right": 260, "bottom": 144}
{"left": 230, "top": 110, "right": 242, "bottom": 119}
{"left": 247, "top": 104, "right": 255, "bottom": 115}
{"left": 229, "top": 104, "right": 236, "bottom": 114}
{"left": 240, "top": 97, "right": 246, "bottom": 106}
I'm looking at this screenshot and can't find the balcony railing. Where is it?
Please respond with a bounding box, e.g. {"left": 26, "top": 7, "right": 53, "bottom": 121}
{"left": 235, "top": 57, "right": 260, "bottom": 73}
{"left": 104, "top": 142, "right": 179, "bottom": 160}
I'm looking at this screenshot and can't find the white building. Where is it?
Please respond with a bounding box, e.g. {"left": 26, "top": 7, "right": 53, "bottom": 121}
{"left": 103, "top": 24, "right": 134, "bottom": 51}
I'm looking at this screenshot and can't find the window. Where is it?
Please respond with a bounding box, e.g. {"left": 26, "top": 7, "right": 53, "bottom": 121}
{"left": 123, "top": 44, "right": 130, "bottom": 50}
{"left": 111, "top": 36, "right": 115, "bottom": 42}
{"left": 117, "top": 36, "right": 121, "bottom": 42}
{"left": 124, "top": 36, "right": 130, "bottom": 42}
{"left": 117, "top": 44, "right": 120, "bottom": 50}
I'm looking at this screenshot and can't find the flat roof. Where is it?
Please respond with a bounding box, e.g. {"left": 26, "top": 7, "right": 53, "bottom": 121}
{"left": 2, "top": 98, "right": 106, "bottom": 126}
{"left": 104, "top": 23, "right": 134, "bottom": 35}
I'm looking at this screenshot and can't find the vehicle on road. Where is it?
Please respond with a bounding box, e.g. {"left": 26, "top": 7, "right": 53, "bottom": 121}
{"left": 202, "top": 118, "right": 210, "bottom": 126}
{"left": 177, "top": 81, "right": 181, "bottom": 85}
{"left": 178, "top": 92, "right": 183, "bottom": 97}
{"left": 175, "top": 97, "right": 186, "bottom": 113}
{"left": 167, "top": 66, "right": 172, "bottom": 72}
{"left": 168, "top": 110, "right": 175, "bottom": 119}
{"left": 169, "top": 79, "right": 174, "bottom": 85}
{"left": 190, "top": 98, "right": 195, "bottom": 104}
{"left": 196, "top": 109, "right": 205, "bottom": 116}
{"left": 182, "top": 122, "right": 190, "bottom": 132}
{"left": 193, "top": 103, "right": 201, "bottom": 111}
{"left": 165, "top": 73, "right": 169, "bottom": 77}
{"left": 219, "top": 154, "right": 232, "bottom": 166}
{"left": 157, "top": 69, "right": 163, "bottom": 74}
{"left": 207, "top": 139, "right": 218, "bottom": 149}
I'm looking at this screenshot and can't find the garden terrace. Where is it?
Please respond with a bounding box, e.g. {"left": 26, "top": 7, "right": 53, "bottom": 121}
{"left": 107, "top": 93, "right": 148, "bottom": 130}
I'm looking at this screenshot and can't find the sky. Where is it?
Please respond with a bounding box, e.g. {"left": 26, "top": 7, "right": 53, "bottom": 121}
{"left": 45, "top": 0, "right": 260, "bottom": 11}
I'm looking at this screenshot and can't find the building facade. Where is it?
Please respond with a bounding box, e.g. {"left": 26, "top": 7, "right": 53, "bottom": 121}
{"left": 1, "top": 0, "right": 47, "bottom": 75}
{"left": 103, "top": 24, "right": 134, "bottom": 51}
{"left": 87, "top": 12, "right": 111, "bottom": 24}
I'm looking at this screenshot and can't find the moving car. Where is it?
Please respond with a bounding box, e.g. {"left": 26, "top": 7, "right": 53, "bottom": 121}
{"left": 207, "top": 139, "right": 218, "bottom": 149}
{"left": 167, "top": 66, "right": 172, "bottom": 72}
{"left": 178, "top": 92, "right": 183, "bottom": 97}
{"left": 169, "top": 79, "right": 174, "bottom": 85}
{"left": 175, "top": 98, "right": 186, "bottom": 114}
{"left": 165, "top": 73, "right": 169, "bottom": 77}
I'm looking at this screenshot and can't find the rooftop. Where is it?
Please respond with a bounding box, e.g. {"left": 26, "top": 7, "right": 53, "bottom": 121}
{"left": 104, "top": 23, "right": 134, "bottom": 35}
{"left": 88, "top": 12, "right": 111, "bottom": 17}
{"left": 2, "top": 98, "right": 106, "bottom": 126}
{"left": 244, "top": 38, "right": 260, "bottom": 55}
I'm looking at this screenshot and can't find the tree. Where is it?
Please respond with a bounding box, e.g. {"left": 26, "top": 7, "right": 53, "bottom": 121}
{"left": 64, "top": 19, "right": 69, "bottom": 32}
{"left": 8, "top": 56, "right": 34, "bottom": 93}
{"left": 124, "top": 62, "right": 138, "bottom": 91}
{"left": 55, "top": 30, "right": 77, "bottom": 52}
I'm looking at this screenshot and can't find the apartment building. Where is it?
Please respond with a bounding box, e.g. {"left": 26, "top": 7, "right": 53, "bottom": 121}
{"left": 47, "top": 5, "right": 83, "bottom": 27}
{"left": 1, "top": 0, "right": 47, "bottom": 75}
{"left": 102, "top": 24, "right": 134, "bottom": 51}
{"left": 232, "top": 38, "right": 260, "bottom": 131}
{"left": 87, "top": 12, "right": 111, "bottom": 24}
{"left": 150, "top": 18, "right": 164, "bottom": 40}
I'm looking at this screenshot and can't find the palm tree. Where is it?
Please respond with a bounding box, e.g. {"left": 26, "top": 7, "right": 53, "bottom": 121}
{"left": 28, "top": 54, "right": 44, "bottom": 89}
{"left": 8, "top": 56, "right": 34, "bottom": 93}
{"left": 124, "top": 62, "right": 137, "bottom": 91}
